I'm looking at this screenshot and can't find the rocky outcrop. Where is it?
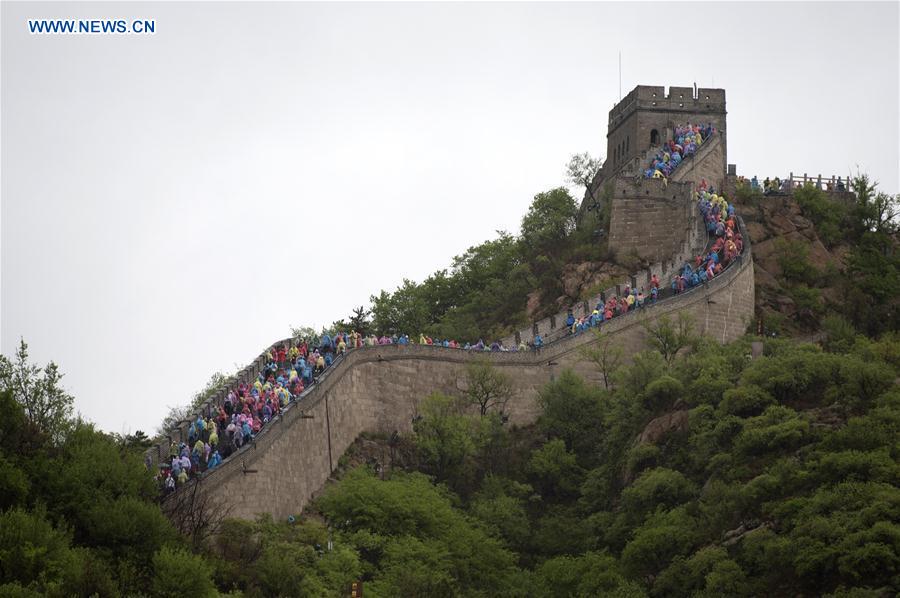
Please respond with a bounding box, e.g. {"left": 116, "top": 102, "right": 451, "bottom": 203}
{"left": 636, "top": 409, "right": 689, "bottom": 445}
{"left": 732, "top": 194, "right": 845, "bottom": 328}
{"left": 559, "top": 261, "right": 628, "bottom": 300}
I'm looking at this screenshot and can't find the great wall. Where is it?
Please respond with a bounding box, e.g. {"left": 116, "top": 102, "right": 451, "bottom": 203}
{"left": 154, "top": 85, "right": 771, "bottom": 520}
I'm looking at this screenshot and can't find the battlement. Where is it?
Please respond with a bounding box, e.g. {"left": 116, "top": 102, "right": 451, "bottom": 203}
{"left": 612, "top": 175, "right": 694, "bottom": 200}
{"left": 609, "top": 85, "right": 726, "bottom": 130}
{"left": 599, "top": 84, "right": 728, "bottom": 194}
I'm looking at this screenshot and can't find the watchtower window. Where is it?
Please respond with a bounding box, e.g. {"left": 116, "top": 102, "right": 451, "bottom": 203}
{"left": 650, "top": 129, "right": 659, "bottom": 145}
{"left": 626, "top": 136, "right": 629, "bottom": 152}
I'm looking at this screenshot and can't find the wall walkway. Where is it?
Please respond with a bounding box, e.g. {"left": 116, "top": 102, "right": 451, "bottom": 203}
{"left": 164, "top": 235, "right": 754, "bottom": 520}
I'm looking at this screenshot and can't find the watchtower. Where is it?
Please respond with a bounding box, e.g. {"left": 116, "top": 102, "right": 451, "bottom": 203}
{"left": 604, "top": 85, "right": 727, "bottom": 177}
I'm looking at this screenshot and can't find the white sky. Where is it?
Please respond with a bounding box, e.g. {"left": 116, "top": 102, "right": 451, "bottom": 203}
{"left": 2, "top": 1, "right": 898, "bottom": 435}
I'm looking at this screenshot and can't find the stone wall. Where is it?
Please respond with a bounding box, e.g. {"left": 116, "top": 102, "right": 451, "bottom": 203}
{"left": 670, "top": 133, "right": 726, "bottom": 192}
{"left": 182, "top": 246, "right": 754, "bottom": 521}
{"left": 607, "top": 178, "right": 696, "bottom": 264}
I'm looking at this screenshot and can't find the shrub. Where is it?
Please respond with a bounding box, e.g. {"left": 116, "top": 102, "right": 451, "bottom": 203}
{"left": 621, "top": 468, "right": 697, "bottom": 517}
{"left": 643, "top": 376, "right": 684, "bottom": 413}
{"left": 151, "top": 546, "right": 216, "bottom": 598}
{"left": 775, "top": 238, "right": 818, "bottom": 284}
{"left": 719, "top": 386, "right": 776, "bottom": 417}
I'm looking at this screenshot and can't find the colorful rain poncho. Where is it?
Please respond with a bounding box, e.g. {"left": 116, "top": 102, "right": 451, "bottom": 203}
{"left": 643, "top": 123, "right": 716, "bottom": 180}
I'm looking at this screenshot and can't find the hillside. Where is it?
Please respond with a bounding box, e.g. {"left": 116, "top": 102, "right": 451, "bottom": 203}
{"left": 0, "top": 174, "right": 896, "bottom": 597}
{"left": 731, "top": 178, "right": 898, "bottom": 338}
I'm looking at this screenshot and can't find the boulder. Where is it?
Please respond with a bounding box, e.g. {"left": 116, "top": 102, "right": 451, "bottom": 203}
{"left": 636, "top": 410, "right": 689, "bottom": 445}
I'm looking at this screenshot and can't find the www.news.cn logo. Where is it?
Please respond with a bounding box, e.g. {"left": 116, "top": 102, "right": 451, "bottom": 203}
{"left": 28, "top": 19, "right": 156, "bottom": 34}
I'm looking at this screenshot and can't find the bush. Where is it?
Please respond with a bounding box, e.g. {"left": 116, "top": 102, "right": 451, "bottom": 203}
{"left": 823, "top": 315, "right": 858, "bottom": 353}
{"left": 775, "top": 238, "right": 818, "bottom": 284}
{"left": 789, "top": 284, "right": 825, "bottom": 323}
{"left": 719, "top": 386, "right": 776, "bottom": 417}
{"left": 151, "top": 546, "right": 216, "bottom": 598}
{"left": 625, "top": 444, "right": 661, "bottom": 479}
{"left": 643, "top": 376, "right": 684, "bottom": 413}
{"left": 621, "top": 468, "right": 697, "bottom": 517}
{"left": 527, "top": 439, "right": 584, "bottom": 499}
{"left": 0, "top": 508, "right": 73, "bottom": 592}
{"left": 794, "top": 183, "right": 846, "bottom": 247}
{"left": 734, "top": 406, "right": 810, "bottom": 456}
{"left": 621, "top": 508, "right": 700, "bottom": 579}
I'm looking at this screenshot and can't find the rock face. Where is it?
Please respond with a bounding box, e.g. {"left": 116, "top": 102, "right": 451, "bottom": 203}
{"left": 559, "top": 261, "right": 628, "bottom": 301}
{"left": 732, "top": 193, "right": 844, "bottom": 330}
{"left": 636, "top": 409, "right": 689, "bottom": 445}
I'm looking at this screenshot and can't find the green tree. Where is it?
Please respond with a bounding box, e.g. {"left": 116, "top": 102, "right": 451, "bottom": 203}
{"left": 565, "top": 152, "right": 603, "bottom": 206}
{"left": 527, "top": 439, "right": 584, "bottom": 499}
{"left": 464, "top": 359, "right": 513, "bottom": 417}
{"left": 579, "top": 328, "right": 623, "bottom": 390}
{"left": 794, "top": 183, "right": 845, "bottom": 247}
{"left": 643, "top": 314, "right": 696, "bottom": 367}
{"left": 413, "top": 393, "right": 475, "bottom": 484}
{"left": 0, "top": 339, "right": 73, "bottom": 443}
{"left": 0, "top": 507, "right": 73, "bottom": 593}
{"left": 520, "top": 187, "right": 578, "bottom": 259}
{"left": 536, "top": 369, "right": 606, "bottom": 465}
{"left": 151, "top": 546, "right": 216, "bottom": 598}
{"left": 317, "top": 468, "right": 522, "bottom": 596}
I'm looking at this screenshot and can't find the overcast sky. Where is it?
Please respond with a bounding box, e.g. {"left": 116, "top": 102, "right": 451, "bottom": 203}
{"left": 2, "top": 1, "right": 898, "bottom": 435}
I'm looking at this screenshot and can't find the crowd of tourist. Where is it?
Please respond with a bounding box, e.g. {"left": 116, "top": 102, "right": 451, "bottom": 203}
{"left": 643, "top": 123, "right": 716, "bottom": 180}
{"left": 156, "top": 134, "right": 745, "bottom": 495}
{"left": 737, "top": 174, "right": 848, "bottom": 196}
{"left": 671, "top": 182, "right": 744, "bottom": 292}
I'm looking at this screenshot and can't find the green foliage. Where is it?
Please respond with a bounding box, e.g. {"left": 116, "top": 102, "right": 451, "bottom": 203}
{"left": 774, "top": 237, "right": 819, "bottom": 284}
{"left": 0, "top": 507, "right": 73, "bottom": 593}
{"left": 151, "top": 546, "right": 216, "bottom": 598}
{"left": 527, "top": 439, "right": 584, "bottom": 499}
{"left": 643, "top": 313, "right": 697, "bottom": 367}
{"left": 734, "top": 183, "right": 764, "bottom": 203}
{"left": 580, "top": 329, "right": 624, "bottom": 390}
{"left": 366, "top": 183, "right": 603, "bottom": 339}
{"left": 534, "top": 551, "right": 644, "bottom": 597}
{"left": 823, "top": 315, "right": 858, "bottom": 353}
{"left": 794, "top": 183, "right": 846, "bottom": 247}
{"left": 788, "top": 283, "right": 825, "bottom": 324}
{"left": 413, "top": 393, "right": 476, "bottom": 486}
{"left": 464, "top": 359, "right": 512, "bottom": 417}
{"left": 520, "top": 187, "right": 578, "bottom": 259}
{"left": 317, "top": 468, "right": 522, "bottom": 596}
{"left": 620, "top": 468, "right": 697, "bottom": 518}
{"left": 719, "top": 385, "right": 776, "bottom": 417}
{"left": 537, "top": 369, "right": 608, "bottom": 466}
{"left": 621, "top": 507, "right": 701, "bottom": 579}
{"left": 0, "top": 453, "right": 30, "bottom": 508}
{"left": 734, "top": 406, "right": 810, "bottom": 456}
{"left": 468, "top": 476, "right": 532, "bottom": 549}
{"left": 0, "top": 339, "right": 74, "bottom": 444}
{"left": 369, "top": 232, "right": 534, "bottom": 340}
{"left": 845, "top": 230, "right": 900, "bottom": 336}
{"left": 34, "top": 422, "right": 158, "bottom": 544}
{"left": 653, "top": 546, "right": 748, "bottom": 598}
{"left": 642, "top": 375, "right": 684, "bottom": 413}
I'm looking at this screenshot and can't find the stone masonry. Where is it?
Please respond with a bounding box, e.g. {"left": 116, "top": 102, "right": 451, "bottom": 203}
{"left": 183, "top": 249, "right": 754, "bottom": 521}
{"left": 158, "top": 84, "right": 754, "bottom": 521}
